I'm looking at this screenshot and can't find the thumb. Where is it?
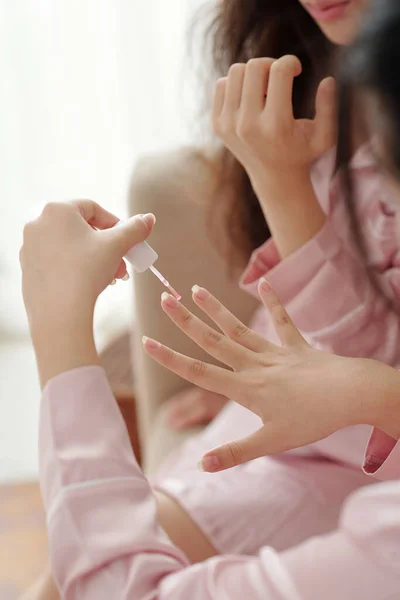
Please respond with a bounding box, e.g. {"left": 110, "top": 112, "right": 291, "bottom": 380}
{"left": 314, "top": 76, "right": 337, "bottom": 153}
{"left": 199, "top": 424, "right": 283, "bottom": 472}
{"left": 104, "top": 213, "right": 155, "bottom": 255}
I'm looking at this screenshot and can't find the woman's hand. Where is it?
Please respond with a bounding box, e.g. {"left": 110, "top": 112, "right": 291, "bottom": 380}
{"left": 166, "top": 387, "right": 228, "bottom": 430}
{"left": 20, "top": 200, "right": 155, "bottom": 386}
{"left": 143, "top": 280, "right": 400, "bottom": 472}
{"left": 21, "top": 201, "right": 154, "bottom": 323}
{"left": 213, "top": 55, "right": 335, "bottom": 187}
{"left": 213, "top": 56, "right": 336, "bottom": 258}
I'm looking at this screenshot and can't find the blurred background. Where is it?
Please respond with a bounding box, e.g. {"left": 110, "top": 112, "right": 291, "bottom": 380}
{"left": 0, "top": 0, "right": 207, "bottom": 595}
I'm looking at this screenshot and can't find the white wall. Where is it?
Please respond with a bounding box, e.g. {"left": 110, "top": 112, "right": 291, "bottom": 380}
{"left": 0, "top": 0, "right": 209, "bottom": 482}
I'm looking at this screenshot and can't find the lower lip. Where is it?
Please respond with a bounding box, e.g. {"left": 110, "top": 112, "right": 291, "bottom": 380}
{"left": 306, "top": 1, "right": 351, "bottom": 23}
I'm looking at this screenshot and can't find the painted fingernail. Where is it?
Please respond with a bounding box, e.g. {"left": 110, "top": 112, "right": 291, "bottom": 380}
{"left": 140, "top": 213, "right": 156, "bottom": 227}
{"left": 122, "top": 272, "right": 130, "bottom": 281}
{"left": 198, "top": 454, "right": 220, "bottom": 472}
{"left": 142, "top": 336, "right": 161, "bottom": 350}
{"left": 110, "top": 279, "right": 117, "bottom": 286}
{"left": 161, "top": 291, "right": 179, "bottom": 309}
{"left": 259, "top": 278, "right": 271, "bottom": 292}
{"left": 192, "top": 285, "right": 209, "bottom": 301}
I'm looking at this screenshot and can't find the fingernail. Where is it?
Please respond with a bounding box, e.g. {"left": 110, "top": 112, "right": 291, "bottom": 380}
{"left": 259, "top": 278, "right": 271, "bottom": 292}
{"left": 140, "top": 213, "right": 156, "bottom": 227}
{"left": 192, "top": 285, "right": 209, "bottom": 301}
{"left": 161, "top": 291, "right": 179, "bottom": 309}
{"left": 122, "top": 272, "right": 130, "bottom": 281}
{"left": 198, "top": 454, "right": 220, "bottom": 472}
{"left": 110, "top": 279, "right": 117, "bottom": 286}
{"left": 142, "top": 336, "right": 161, "bottom": 350}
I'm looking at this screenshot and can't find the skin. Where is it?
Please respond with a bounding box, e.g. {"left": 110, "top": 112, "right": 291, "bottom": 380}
{"left": 299, "top": 0, "right": 369, "bottom": 46}
{"left": 167, "top": 0, "right": 371, "bottom": 430}
{"left": 20, "top": 197, "right": 400, "bottom": 600}
{"left": 144, "top": 283, "right": 400, "bottom": 472}
{"left": 21, "top": 1, "right": 375, "bottom": 598}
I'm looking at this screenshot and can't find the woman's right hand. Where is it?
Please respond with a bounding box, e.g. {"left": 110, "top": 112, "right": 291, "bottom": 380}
{"left": 143, "top": 280, "right": 400, "bottom": 472}
{"left": 166, "top": 387, "right": 228, "bottom": 430}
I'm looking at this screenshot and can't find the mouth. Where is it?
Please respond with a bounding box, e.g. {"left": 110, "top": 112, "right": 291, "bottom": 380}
{"left": 305, "top": 1, "right": 351, "bottom": 23}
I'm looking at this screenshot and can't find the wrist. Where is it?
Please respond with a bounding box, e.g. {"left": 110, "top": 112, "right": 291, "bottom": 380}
{"left": 30, "top": 304, "right": 100, "bottom": 389}
{"left": 358, "top": 360, "right": 400, "bottom": 440}
{"left": 250, "top": 165, "right": 314, "bottom": 201}
{"left": 249, "top": 166, "right": 326, "bottom": 259}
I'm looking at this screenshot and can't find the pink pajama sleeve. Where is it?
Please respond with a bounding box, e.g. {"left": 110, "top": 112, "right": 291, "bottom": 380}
{"left": 40, "top": 366, "right": 400, "bottom": 599}
{"left": 241, "top": 219, "right": 400, "bottom": 366}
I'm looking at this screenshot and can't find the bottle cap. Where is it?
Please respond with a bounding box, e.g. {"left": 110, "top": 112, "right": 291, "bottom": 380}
{"left": 125, "top": 241, "right": 158, "bottom": 273}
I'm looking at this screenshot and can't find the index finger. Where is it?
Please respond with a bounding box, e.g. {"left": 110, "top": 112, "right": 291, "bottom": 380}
{"left": 70, "top": 199, "right": 120, "bottom": 230}
{"left": 142, "top": 337, "right": 240, "bottom": 400}
{"left": 265, "top": 55, "right": 302, "bottom": 123}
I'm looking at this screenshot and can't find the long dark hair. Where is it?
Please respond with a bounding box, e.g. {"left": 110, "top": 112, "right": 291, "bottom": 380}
{"left": 193, "top": 1, "right": 333, "bottom": 267}
{"left": 336, "top": 0, "right": 400, "bottom": 272}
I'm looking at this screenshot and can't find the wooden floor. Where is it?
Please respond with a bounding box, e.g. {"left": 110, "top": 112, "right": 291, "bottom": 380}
{"left": 0, "top": 482, "right": 47, "bottom": 600}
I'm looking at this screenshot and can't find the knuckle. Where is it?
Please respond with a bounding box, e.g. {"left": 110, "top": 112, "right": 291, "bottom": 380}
{"left": 226, "top": 441, "right": 243, "bottom": 467}
{"left": 22, "top": 221, "right": 32, "bottom": 238}
{"left": 22, "top": 219, "right": 38, "bottom": 242}
{"left": 274, "top": 306, "right": 291, "bottom": 326}
{"left": 232, "top": 323, "right": 250, "bottom": 340}
{"left": 204, "top": 329, "right": 223, "bottom": 347}
{"left": 247, "top": 57, "right": 274, "bottom": 71}
{"left": 270, "top": 59, "right": 291, "bottom": 78}
{"left": 189, "top": 360, "right": 208, "bottom": 378}
{"left": 228, "top": 62, "right": 245, "bottom": 77}
{"left": 218, "top": 117, "right": 235, "bottom": 138}
{"left": 237, "top": 117, "right": 257, "bottom": 140}
{"left": 212, "top": 116, "right": 223, "bottom": 137}
{"left": 247, "top": 58, "right": 261, "bottom": 68}
{"left": 42, "top": 201, "right": 61, "bottom": 215}
{"left": 272, "top": 55, "right": 300, "bottom": 76}
{"left": 181, "top": 311, "right": 193, "bottom": 326}
{"left": 164, "top": 346, "right": 176, "bottom": 365}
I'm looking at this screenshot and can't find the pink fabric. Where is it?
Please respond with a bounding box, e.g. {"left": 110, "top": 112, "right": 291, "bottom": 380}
{"left": 152, "top": 401, "right": 373, "bottom": 556}
{"left": 40, "top": 366, "right": 400, "bottom": 599}
{"left": 239, "top": 144, "right": 400, "bottom": 467}
{"left": 151, "top": 143, "right": 400, "bottom": 556}
{"left": 39, "top": 144, "right": 400, "bottom": 597}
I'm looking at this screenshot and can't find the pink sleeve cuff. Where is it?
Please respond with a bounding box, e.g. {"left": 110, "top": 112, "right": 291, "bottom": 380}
{"left": 240, "top": 221, "right": 341, "bottom": 301}
{"left": 240, "top": 222, "right": 350, "bottom": 334}
{"left": 363, "top": 428, "right": 400, "bottom": 480}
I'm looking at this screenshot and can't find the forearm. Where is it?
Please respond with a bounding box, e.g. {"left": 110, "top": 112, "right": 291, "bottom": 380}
{"left": 252, "top": 167, "right": 326, "bottom": 259}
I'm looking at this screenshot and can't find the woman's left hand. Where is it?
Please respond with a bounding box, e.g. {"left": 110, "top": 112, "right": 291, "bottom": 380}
{"left": 143, "top": 280, "right": 394, "bottom": 472}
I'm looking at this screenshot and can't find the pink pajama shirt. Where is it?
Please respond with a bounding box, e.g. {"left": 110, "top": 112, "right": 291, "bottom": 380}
{"left": 152, "top": 143, "right": 400, "bottom": 557}
{"left": 40, "top": 366, "right": 400, "bottom": 599}
{"left": 40, "top": 142, "right": 400, "bottom": 597}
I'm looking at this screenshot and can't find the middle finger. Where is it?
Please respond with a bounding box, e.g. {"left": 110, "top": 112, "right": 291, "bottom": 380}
{"left": 191, "top": 286, "right": 275, "bottom": 353}
{"left": 160, "top": 292, "right": 253, "bottom": 371}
